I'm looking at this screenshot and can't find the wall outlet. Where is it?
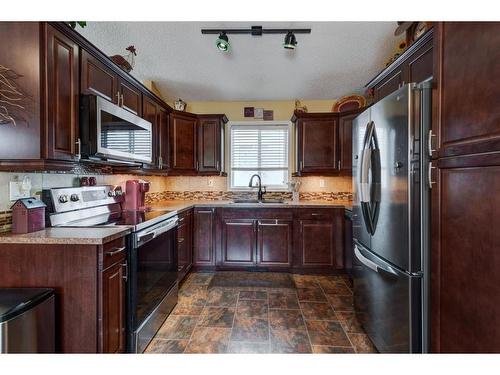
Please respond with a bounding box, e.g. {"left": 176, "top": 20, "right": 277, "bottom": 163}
{"left": 208, "top": 179, "right": 214, "bottom": 187}
{"left": 319, "top": 179, "right": 325, "bottom": 188}
{"left": 9, "top": 181, "right": 30, "bottom": 201}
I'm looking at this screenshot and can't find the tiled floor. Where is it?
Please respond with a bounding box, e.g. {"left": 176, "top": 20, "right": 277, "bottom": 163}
{"left": 144, "top": 272, "right": 377, "bottom": 354}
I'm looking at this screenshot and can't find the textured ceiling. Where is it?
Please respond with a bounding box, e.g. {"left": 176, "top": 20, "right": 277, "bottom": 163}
{"left": 78, "top": 22, "right": 397, "bottom": 101}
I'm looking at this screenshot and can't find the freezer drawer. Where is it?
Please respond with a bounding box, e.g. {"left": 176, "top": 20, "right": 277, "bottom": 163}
{"left": 353, "top": 243, "right": 422, "bottom": 353}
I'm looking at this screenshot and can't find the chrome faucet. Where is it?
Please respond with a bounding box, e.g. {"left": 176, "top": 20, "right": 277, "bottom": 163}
{"left": 248, "top": 174, "right": 266, "bottom": 201}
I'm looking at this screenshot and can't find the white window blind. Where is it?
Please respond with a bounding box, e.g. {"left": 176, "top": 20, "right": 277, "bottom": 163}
{"left": 229, "top": 124, "right": 290, "bottom": 189}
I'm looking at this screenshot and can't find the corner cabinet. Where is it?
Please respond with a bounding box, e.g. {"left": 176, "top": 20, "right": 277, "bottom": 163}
{"left": 170, "top": 111, "right": 198, "bottom": 174}
{"left": 197, "top": 114, "right": 227, "bottom": 175}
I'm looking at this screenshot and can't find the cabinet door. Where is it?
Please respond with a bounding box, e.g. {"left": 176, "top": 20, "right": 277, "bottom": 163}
{"left": 118, "top": 78, "right": 142, "bottom": 115}
{"left": 373, "top": 68, "right": 403, "bottom": 102}
{"left": 433, "top": 22, "right": 500, "bottom": 157}
{"left": 170, "top": 114, "right": 197, "bottom": 172}
{"left": 221, "top": 219, "right": 256, "bottom": 267}
{"left": 45, "top": 25, "right": 79, "bottom": 161}
{"left": 193, "top": 208, "right": 215, "bottom": 266}
{"left": 338, "top": 112, "right": 357, "bottom": 173}
{"left": 198, "top": 117, "right": 221, "bottom": 173}
{"left": 158, "top": 107, "right": 170, "bottom": 169}
{"left": 257, "top": 220, "right": 292, "bottom": 267}
{"left": 296, "top": 219, "right": 340, "bottom": 268}
{"left": 100, "top": 261, "right": 126, "bottom": 353}
{"left": 142, "top": 96, "right": 160, "bottom": 167}
{"left": 298, "top": 118, "right": 338, "bottom": 174}
{"left": 431, "top": 160, "right": 500, "bottom": 353}
{"left": 80, "top": 49, "right": 118, "bottom": 103}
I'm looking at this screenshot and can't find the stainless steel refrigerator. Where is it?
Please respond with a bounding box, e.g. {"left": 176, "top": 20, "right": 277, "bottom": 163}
{"left": 352, "top": 82, "right": 432, "bottom": 353}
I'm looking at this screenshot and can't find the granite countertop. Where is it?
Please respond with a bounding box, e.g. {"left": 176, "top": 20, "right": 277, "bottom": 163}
{"left": 149, "top": 199, "right": 353, "bottom": 212}
{"left": 0, "top": 227, "right": 131, "bottom": 245}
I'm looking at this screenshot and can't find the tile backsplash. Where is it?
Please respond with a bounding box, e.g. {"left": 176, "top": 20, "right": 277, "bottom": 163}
{"left": 0, "top": 172, "right": 352, "bottom": 232}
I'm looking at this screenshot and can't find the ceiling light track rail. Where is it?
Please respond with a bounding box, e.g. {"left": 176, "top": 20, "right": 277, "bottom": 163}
{"left": 201, "top": 26, "right": 311, "bottom": 35}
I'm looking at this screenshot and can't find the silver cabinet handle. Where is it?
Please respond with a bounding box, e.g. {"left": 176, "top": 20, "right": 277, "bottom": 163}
{"left": 122, "top": 262, "right": 128, "bottom": 282}
{"left": 106, "top": 246, "right": 126, "bottom": 257}
{"left": 121, "top": 93, "right": 124, "bottom": 107}
{"left": 428, "top": 130, "right": 436, "bottom": 157}
{"left": 428, "top": 162, "right": 436, "bottom": 189}
{"left": 158, "top": 156, "right": 163, "bottom": 169}
{"left": 75, "top": 138, "right": 81, "bottom": 160}
{"left": 216, "top": 160, "right": 219, "bottom": 171}
{"left": 115, "top": 91, "right": 120, "bottom": 105}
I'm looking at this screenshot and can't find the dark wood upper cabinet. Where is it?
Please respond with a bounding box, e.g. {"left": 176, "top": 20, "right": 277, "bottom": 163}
{"left": 257, "top": 219, "right": 293, "bottom": 268}
{"left": 433, "top": 22, "right": 500, "bottom": 158}
{"left": 293, "top": 112, "right": 339, "bottom": 175}
{"left": 193, "top": 208, "right": 216, "bottom": 266}
{"left": 367, "top": 28, "right": 433, "bottom": 102}
{"left": 197, "top": 114, "right": 227, "bottom": 174}
{"left": 338, "top": 109, "right": 363, "bottom": 174}
{"left": 221, "top": 219, "right": 256, "bottom": 267}
{"left": 142, "top": 95, "right": 160, "bottom": 167}
{"left": 170, "top": 111, "right": 198, "bottom": 173}
{"left": 45, "top": 25, "right": 80, "bottom": 161}
{"left": 99, "top": 260, "right": 126, "bottom": 354}
{"left": 118, "top": 78, "right": 142, "bottom": 116}
{"left": 158, "top": 107, "right": 170, "bottom": 170}
{"left": 80, "top": 49, "right": 118, "bottom": 102}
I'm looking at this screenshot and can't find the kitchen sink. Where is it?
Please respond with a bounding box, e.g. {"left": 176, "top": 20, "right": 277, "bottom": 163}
{"left": 231, "top": 199, "right": 286, "bottom": 204}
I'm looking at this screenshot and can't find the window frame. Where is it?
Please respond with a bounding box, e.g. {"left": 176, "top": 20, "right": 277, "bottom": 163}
{"left": 226, "top": 120, "right": 292, "bottom": 192}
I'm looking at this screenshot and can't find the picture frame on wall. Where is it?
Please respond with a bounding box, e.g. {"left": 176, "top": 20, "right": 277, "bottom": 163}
{"left": 254, "top": 108, "right": 264, "bottom": 119}
{"left": 263, "top": 110, "right": 274, "bottom": 120}
{"left": 244, "top": 107, "right": 254, "bottom": 117}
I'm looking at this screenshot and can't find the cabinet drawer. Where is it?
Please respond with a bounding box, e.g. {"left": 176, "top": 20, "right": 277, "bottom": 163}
{"left": 102, "top": 237, "right": 127, "bottom": 269}
{"left": 222, "top": 208, "right": 293, "bottom": 220}
{"left": 294, "top": 208, "right": 337, "bottom": 221}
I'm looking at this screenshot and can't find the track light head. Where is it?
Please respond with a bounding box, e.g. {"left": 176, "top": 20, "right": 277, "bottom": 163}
{"left": 283, "top": 31, "right": 297, "bottom": 49}
{"left": 216, "top": 32, "right": 230, "bottom": 52}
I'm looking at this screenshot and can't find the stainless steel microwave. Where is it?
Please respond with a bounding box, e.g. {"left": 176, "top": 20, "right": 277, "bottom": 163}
{"left": 80, "top": 95, "right": 152, "bottom": 164}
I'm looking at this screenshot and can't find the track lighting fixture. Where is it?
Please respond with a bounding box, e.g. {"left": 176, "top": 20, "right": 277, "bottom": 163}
{"left": 283, "top": 31, "right": 297, "bottom": 49}
{"left": 215, "top": 32, "right": 230, "bottom": 52}
{"left": 201, "top": 26, "right": 311, "bottom": 51}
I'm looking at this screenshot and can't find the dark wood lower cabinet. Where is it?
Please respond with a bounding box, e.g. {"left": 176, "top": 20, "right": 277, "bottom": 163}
{"left": 0, "top": 236, "right": 127, "bottom": 353}
{"left": 100, "top": 260, "right": 126, "bottom": 354}
{"left": 257, "top": 220, "right": 293, "bottom": 268}
{"left": 193, "top": 208, "right": 216, "bottom": 266}
{"left": 221, "top": 219, "right": 256, "bottom": 267}
{"left": 431, "top": 157, "right": 500, "bottom": 353}
{"left": 177, "top": 209, "right": 193, "bottom": 281}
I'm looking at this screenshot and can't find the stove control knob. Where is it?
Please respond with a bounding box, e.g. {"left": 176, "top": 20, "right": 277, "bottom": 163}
{"left": 70, "top": 194, "right": 79, "bottom": 202}
{"left": 58, "top": 195, "right": 68, "bottom": 203}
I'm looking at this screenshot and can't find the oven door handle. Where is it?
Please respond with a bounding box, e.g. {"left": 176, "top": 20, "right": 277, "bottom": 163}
{"left": 137, "top": 218, "right": 178, "bottom": 244}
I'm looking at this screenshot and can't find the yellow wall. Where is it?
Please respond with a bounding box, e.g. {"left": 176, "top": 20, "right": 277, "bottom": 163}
{"left": 187, "top": 99, "right": 338, "bottom": 121}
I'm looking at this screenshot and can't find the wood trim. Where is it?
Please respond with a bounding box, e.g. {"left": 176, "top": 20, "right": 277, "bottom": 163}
{"left": 365, "top": 27, "right": 434, "bottom": 88}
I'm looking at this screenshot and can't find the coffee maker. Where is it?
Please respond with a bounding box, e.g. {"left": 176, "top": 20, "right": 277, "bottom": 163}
{"left": 123, "top": 179, "right": 150, "bottom": 211}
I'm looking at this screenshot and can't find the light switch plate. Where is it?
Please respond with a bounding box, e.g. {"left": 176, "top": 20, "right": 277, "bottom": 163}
{"left": 319, "top": 179, "right": 325, "bottom": 188}
{"left": 208, "top": 179, "right": 214, "bottom": 187}
{"left": 9, "top": 181, "right": 30, "bottom": 201}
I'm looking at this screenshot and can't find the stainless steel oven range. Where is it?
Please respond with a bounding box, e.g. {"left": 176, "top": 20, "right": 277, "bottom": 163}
{"left": 42, "top": 185, "right": 179, "bottom": 353}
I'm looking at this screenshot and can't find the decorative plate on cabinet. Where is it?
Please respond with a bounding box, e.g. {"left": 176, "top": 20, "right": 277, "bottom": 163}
{"left": 332, "top": 95, "right": 366, "bottom": 112}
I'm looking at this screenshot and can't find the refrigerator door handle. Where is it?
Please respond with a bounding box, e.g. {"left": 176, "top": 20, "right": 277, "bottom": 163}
{"left": 354, "top": 245, "right": 379, "bottom": 273}
{"left": 355, "top": 245, "right": 399, "bottom": 277}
